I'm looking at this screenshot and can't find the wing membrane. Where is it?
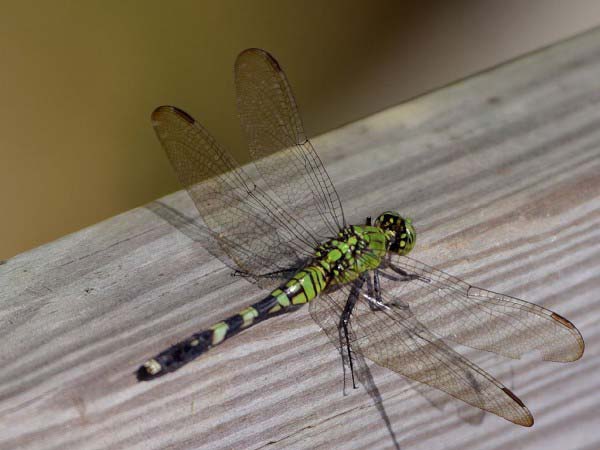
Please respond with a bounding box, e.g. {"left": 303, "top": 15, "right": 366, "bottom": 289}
{"left": 152, "top": 106, "right": 315, "bottom": 288}
{"left": 380, "top": 255, "right": 585, "bottom": 362}
{"left": 310, "top": 282, "right": 534, "bottom": 426}
{"left": 235, "top": 48, "right": 345, "bottom": 240}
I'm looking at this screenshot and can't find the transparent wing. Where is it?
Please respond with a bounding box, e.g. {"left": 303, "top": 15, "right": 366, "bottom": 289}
{"left": 235, "top": 48, "right": 345, "bottom": 240}
{"left": 309, "top": 281, "right": 534, "bottom": 427}
{"left": 380, "top": 254, "right": 585, "bottom": 362}
{"left": 152, "top": 106, "right": 316, "bottom": 289}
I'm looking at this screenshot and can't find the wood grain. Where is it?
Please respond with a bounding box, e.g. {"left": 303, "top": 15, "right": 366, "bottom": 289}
{"left": 2, "top": 28, "right": 600, "bottom": 450}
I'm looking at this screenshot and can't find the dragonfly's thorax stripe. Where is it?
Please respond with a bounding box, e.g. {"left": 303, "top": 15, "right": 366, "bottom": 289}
{"left": 315, "top": 225, "right": 388, "bottom": 284}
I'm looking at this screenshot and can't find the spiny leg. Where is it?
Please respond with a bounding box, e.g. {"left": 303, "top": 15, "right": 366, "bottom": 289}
{"left": 339, "top": 275, "right": 366, "bottom": 389}
{"left": 365, "top": 270, "right": 384, "bottom": 311}
{"left": 373, "top": 270, "right": 381, "bottom": 301}
{"left": 386, "top": 262, "right": 430, "bottom": 283}
{"left": 366, "top": 273, "right": 375, "bottom": 299}
{"left": 381, "top": 263, "right": 432, "bottom": 311}
{"left": 367, "top": 268, "right": 414, "bottom": 312}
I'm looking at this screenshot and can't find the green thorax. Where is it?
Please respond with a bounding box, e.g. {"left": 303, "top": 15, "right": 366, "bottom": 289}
{"left": 315, "top": 225, "right": 389, "bottom": 285}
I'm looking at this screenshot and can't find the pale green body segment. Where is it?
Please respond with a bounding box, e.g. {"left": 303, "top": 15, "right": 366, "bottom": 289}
{"left": 269, "top": 225, "right": 390, "bottom": 311}
{"left": 140, "top": 221, "right": 407, "bottom": 379}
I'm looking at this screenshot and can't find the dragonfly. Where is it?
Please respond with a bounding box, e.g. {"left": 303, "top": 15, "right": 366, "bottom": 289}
{"left": 138, "top": 48, "right": 585, "bottom": 427}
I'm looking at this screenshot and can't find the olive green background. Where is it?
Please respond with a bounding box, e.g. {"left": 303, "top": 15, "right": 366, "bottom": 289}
{"left": 2, "top": 0, "right": 600, "bottom": 260}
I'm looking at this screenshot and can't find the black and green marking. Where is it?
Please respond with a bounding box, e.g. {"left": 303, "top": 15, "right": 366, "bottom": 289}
{"left": 137, "top": 218, "right": 415, "bottom": 380}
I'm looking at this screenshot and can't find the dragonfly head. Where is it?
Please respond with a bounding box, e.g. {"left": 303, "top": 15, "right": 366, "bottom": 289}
{"left": 374, "top": 211, "right": 416, "bottom": 256}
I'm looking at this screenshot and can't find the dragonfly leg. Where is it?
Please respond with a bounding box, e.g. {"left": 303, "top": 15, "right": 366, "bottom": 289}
{"left": 362, "top": 271, "right": 393, "bottom": 311}
{"left": 365, "top": 270, "right": 383, "bottom": 311}
{"left": 232, "top": 269, "right": 256, "bottom": 278}
{"left": 366, "top": 274, "right": 374, "bottom": 298}
{"left": 371, "top": 269, "right": 411, "bottom": 312}
{"left": 339, "top": 275, "right": 366, "bottom": 389}
{"left": 386, "top": 262, "right": 431, "bottom": 284}
{"left": 373, "top": 270, "right": 382, "bottom": 301}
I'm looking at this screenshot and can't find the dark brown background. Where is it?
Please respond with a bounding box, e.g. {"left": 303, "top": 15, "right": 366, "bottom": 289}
{"left": 2, "top": 0, "right": 600, "bottom": 259}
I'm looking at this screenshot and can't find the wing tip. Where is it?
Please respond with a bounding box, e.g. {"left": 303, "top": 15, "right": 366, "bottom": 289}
{"left": 238, "top": 47, "right": 266, "bottom": 56}
{"left": 549, "top": 313, "right": 585, "bottom": 361}
{"left": 235, "top": 48, "right": 282, "bottom": 72}
{"left": 521, "top": 415, "right": 535, "bottom": 427}
{"left": 501, "top": 387, "right": 534, "bottom": 427}
{"left": 151, "top": 106, "right": 195, "bottom": 126}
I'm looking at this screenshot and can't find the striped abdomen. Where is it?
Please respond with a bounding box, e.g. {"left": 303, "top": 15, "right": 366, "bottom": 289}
{"left": 137, "top": 265, "right": 328, "bottom": 381}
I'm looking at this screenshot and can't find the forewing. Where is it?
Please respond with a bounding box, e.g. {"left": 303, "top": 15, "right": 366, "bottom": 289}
{"left": 235, "top": 48, "right": 345, "bottom": 240}
{"left": 152, "top": 106, "right": 315, "bottom": 289}
{"left": 310, "top": 283, "right": 534, "bottom": 427}
{"left": 381, "top": 254, "right": 584, "bottom": 362}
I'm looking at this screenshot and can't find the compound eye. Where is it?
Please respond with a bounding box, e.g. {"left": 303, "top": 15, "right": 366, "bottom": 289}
{"left": 375, "top": 211, "right": 398, "bottom": 228}
{"left": 395, "top": 219, "right": 416, "bottom": 255}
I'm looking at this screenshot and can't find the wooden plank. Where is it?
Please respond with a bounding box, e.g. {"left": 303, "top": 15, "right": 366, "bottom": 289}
{"left": 2, "top": 28, "right": 600, "bottom": 450}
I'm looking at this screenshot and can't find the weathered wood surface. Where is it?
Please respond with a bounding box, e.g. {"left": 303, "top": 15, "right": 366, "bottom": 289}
{"left": 2, "top": 28, "right": 600, "bottom": 450}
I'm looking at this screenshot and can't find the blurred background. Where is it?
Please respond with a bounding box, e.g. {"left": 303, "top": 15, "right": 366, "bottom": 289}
{"left": 2, "top": 0, "right": 600, "bottom": 260}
